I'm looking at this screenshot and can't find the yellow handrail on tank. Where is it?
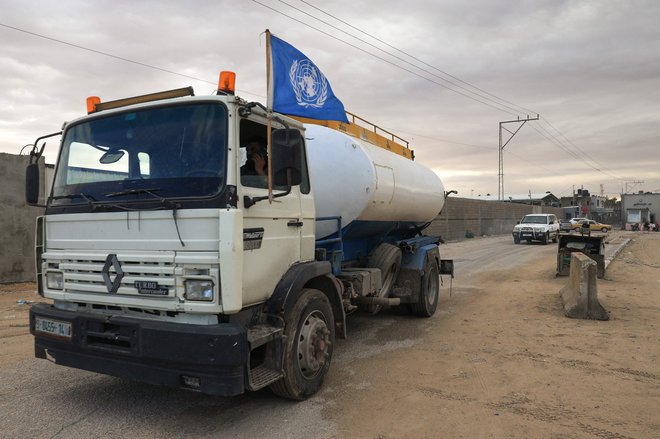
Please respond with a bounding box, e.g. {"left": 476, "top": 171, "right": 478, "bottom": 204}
{"left": 290, "top": 111, "right": 414, "bottom": 160}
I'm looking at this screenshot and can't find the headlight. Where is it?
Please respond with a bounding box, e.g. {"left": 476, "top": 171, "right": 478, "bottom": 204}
{"left": 184, "top": 279, "right": 214, "bottom": 301}
{"left": 46, "top": 271, "right": 64, "bottom": 290}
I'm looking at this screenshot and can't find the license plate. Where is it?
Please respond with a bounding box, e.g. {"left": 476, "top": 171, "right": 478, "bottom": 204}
{"left": 35, "top": 317, "right": 72, "bottom": 340}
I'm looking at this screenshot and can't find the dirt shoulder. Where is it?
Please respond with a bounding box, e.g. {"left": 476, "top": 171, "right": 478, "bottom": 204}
{"left": 0, "top": 282, "right": 42, "bottom": 367}
{"left": 325, "top": 231, "right": 659, "bottom": 438}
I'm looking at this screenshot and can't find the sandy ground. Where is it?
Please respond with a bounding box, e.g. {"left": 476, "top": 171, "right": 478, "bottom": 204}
{"left": 0, "top": 282, "right": 44, "bottom": 367}
{"left": 0, "top": 231, "right": 658, "bottom": 438}
{"left": 324, "top": 232, "right": 659, "bottom": 438}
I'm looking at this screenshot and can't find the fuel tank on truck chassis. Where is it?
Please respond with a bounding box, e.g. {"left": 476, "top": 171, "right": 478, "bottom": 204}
{"left": 304, "top": 124, "right": 445, "bottom": 248}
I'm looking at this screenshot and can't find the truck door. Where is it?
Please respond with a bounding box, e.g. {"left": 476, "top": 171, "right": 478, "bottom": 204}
{"left": 239, "top": 120, "right": 303, "bottom": 306}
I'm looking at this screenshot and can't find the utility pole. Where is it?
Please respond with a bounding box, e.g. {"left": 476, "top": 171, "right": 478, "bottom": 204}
{"left": 498, "top": 115, "right": 539, "bottom": 200}
{"left": 624, "top": 180, "right": 644, "bottom": 194}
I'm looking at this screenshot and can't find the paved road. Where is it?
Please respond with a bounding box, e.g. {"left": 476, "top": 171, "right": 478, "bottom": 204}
{"left": 0, "top": 232, "right": 626, "bottom": 439}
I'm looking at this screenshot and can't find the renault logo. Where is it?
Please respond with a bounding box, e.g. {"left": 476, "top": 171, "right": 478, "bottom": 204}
{"left": 101, "top": 254, "right": 124, "bottom": 293}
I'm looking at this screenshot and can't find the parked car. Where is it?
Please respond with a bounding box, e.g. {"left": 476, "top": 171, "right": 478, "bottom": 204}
{"left": 571, "top": 219, "right": 612, "bottom": 232}
{"left": 559, "top": 219, "right": 573, "bottom": 232}
{"left": 512, "top": 213, "right": 560, "bottom": 244}
{"left": 569, "top": 217, "right": 589, "bottom": 225}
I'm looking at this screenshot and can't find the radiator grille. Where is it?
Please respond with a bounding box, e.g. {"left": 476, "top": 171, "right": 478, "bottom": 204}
{"left": 54, "top": 254, "right": 175, "bottom": 297}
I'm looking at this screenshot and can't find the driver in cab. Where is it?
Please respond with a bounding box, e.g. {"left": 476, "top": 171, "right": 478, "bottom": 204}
{"left": 241, "top": 137, "right": 268, "bottom": 177}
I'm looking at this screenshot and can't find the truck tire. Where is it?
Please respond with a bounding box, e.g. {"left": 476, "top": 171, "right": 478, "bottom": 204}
{"left": 410, "top": 259, "right": 439, "bottom": 317}
{"left": 552, "top": 232, "right": 558, "bottom": 243}
{"left": 363, "top": 243, "right": 402, "bottom": 313}
{"left": 513, "top": 237, "right": 521, "bottom": 244}
{"left": 270, "top": 288, "right": 334, "bottom": 400}
{"left": 542, "top": 232, "right": 549, "bottom": 245}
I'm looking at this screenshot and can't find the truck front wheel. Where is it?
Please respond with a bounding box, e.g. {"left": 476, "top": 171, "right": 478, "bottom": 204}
{"left": 270, "top": 288, "right": 334, "bottom": 400}
{"left": 410, "top": 259, "right": 439, "bottom": 317}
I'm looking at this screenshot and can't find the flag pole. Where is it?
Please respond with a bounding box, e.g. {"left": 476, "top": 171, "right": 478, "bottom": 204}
{"left": 265, "top": 29, "right": 273, "bottom": 203}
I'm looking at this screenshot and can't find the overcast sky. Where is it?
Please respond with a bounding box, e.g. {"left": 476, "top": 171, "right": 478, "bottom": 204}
{"left": 1, "top": 0, "right": 658, "bottom": 199}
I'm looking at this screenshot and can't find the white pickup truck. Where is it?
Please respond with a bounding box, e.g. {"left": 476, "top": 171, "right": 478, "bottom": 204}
{"left": 512, "top": 213, "right": 560, "bottom": 245}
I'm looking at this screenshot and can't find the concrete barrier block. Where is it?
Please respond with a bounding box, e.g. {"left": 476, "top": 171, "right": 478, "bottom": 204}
{"left": 560, "top": 253, "right": 609, "bottom": 321}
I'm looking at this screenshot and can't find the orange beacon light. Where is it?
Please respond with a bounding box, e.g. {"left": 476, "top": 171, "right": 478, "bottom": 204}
{"left": 218, "top": 71, "right": 236, "bottom": 95}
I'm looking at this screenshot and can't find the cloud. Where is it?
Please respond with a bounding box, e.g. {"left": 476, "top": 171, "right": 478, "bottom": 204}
{"left": 1, "top": 0, "right": 658, "bottom": 197}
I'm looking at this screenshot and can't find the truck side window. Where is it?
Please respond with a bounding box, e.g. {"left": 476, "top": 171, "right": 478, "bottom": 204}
{"left": 239, "top": 118, "right": 310, "bottom": 193}
{"left": 240, "top": 120, "right": 269, "bottom": 189}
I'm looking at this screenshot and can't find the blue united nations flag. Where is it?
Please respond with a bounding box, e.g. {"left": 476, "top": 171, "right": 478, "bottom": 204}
{"left": 269, "top": 34, "right": 349, "bottom": 123}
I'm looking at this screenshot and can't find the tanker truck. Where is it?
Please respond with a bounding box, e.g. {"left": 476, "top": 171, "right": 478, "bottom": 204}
{"left": 25, "top": 82, "right": 453, "bottom": 400}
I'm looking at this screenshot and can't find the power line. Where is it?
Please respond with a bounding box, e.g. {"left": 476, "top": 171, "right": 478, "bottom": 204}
{"left": 297, "top": 0, "right": 538, "bottom": 117}
{"left": 278, "top": 0, "right": 528, "bottom": 117}
{"left": 538, "top": 117, "right": 622, "bottom": 178}
{"left": 251, "top": 0, "right": 520, "bottom": 117}
{"left": 284, "top": 1, "right": 631, "bottom": 184}
{"left": 1, "top": 15, "right": 629, "bottom": 184}
{"left": 528, "top": 122, "right": 624, "bottom": 181}
{"left": 0, "top": 22, "right": 265, "bottom": 99}
{"left": 384, "top": 125, "right": 574, "bottom": 178}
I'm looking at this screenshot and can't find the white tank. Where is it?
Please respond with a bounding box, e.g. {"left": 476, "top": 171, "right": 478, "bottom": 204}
{"left": 304, "top": 124, "right": 445, "bottom": 239}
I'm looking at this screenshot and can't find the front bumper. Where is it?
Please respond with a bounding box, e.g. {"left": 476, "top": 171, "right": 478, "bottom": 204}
{"left": 30, "top": 303, "right": 248, "bottom": 396}
{"left": 512, "top": 230, "right": 546, "bottom": 241}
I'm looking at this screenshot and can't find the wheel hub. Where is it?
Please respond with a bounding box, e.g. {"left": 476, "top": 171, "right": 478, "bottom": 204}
{"left": 297, "top": 313, "right": 331, "bottom": 378}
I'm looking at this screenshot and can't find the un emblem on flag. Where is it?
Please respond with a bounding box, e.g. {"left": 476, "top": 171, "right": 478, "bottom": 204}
{"left": 289, "top": 59, "right": 329, "bottom": 108}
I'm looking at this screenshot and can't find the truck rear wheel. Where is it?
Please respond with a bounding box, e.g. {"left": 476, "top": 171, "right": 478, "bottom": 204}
{"left": 410, "top": 259, "right": 439, "bottom": 317}
{"left": 363, "top": 243, "right": 402, "bottom": 313}
{"left": 270, "top": 288, "right": 334, "bottom": 400}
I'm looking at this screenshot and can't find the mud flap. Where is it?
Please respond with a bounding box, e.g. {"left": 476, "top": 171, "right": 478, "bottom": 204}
{"left": 440, "top": 259, "right": 454, "bottom": 277}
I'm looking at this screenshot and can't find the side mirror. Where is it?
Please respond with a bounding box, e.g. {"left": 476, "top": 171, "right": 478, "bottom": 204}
{"left": 516, "top": 221, "right": 521, "bottom": 225}
{"left": 271, "top": 129, "right": 302, "bottom": 187}
{"left": 25, "top": 163, "right": 41, "bottom": 205}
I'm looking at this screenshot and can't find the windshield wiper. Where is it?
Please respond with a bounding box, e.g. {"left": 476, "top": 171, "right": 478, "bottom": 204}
{"left": 51, "top": 192, "right": 97, "bottom": 206}
{"left": 105, "top": 187, "right": 185, "bottom": 247}
{"left": 52, "top": 192, "right": 95, "bottom": 201}
{"left": 50, "top": 192, "right": 114, "bottom": 211}
{"left": 105, "top": 188, "right": 162, "bottom": 198}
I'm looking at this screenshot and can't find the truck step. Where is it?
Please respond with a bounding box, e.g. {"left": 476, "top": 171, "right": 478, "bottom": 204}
{"left": 247, "top": 365, "right": 283, "bottom": 391}
{"left": 247, "top": 324, "right": 283, "bottom": 349}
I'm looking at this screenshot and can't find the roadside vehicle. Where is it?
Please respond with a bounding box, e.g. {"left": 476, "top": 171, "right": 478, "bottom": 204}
{"left": 569, "top": 217, "right": 588, "bottom": 225}
{"left": 571, "top": 219, "right": 612, "bottom": 233}
{"left": 559, "top": 219, "right": 572, "bottom": 232}
{"left": 512, "top": 213, "right": 560, "bottom": 245}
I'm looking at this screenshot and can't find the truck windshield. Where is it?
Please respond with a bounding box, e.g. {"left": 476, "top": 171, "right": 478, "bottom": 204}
{"left": 51, "top": 103, "right": 227, "bottom": 205}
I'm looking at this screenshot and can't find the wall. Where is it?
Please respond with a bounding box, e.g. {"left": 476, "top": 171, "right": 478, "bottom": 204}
{"left": 621, "top": 193, "right": 660, "bottom": 224}
{"left": 0, "top": 153, "right": 45, "bottom": 283}
{"left": 427, "top": 197, "right": 565, "bottom": 242}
